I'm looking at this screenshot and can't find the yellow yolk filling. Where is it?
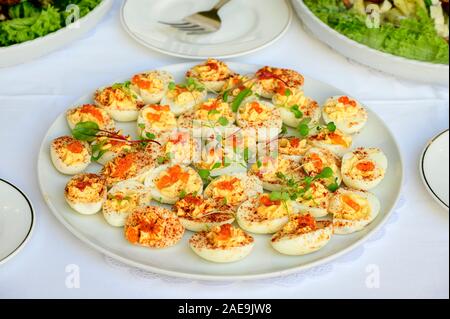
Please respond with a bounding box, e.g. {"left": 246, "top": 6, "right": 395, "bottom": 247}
{"left": 210, "top": 178, "right": 245, "bottom": 205}
{"left": 256, "top": 201, "right": 291, "bottom": 220}
{"left": 279, "top": 138, "right": 310, "bottom": 156}
{"left": 143, "top": 109, "right": 177, "bottom": 130}
{"left": 273, "top": 91, "right": 307, "bottom": 108}
{"left": 97, "top": 88, "right": 138, "bottom": 110}
{"left": 156, "top": 170, "right": 201, "bottom": 198}
{"left": 195, "top": 101, "right": 233, "bottom": 123}
{"left": 60, "top": 148, "right": 87, "bottom": 166}
{"left": 298, "top": 182, "right": 329, "bottom": 208}
{"left": 134, "top": 75, "right": 164, "bottom": 94}
{"left": 206, "top": 225, "right": 248, "bottom": 249}
{"left": 191, "top": 60, "right": 231, "bottom": 81}
{"left": 68, "top": 181, "right": 104, "bottom": 202}
{"left": 252, "top": 157, "right": 293, "bottom": 183}
{"left": 167, "top": 89, "right": 204, "bottom": 105}
{"left": 239, "top": 103, "right": 271, "bottom": 122}
{"left": 320, "top": 132, "right": 352, "bottom": 148}
{"left": 324, "top": 101, "right": 361, "bottom": 121}
{"left": 334, "top": 193, "right": 371, "bottom": 221}
{"left": 106, "top": 192, "right": 140, "bottom": 213}
{"left": 347, "top": 156, "right": 384, "bottom": 180}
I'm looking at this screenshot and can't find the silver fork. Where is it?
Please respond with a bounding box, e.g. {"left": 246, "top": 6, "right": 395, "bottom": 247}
{"left": 159, "top": 0, "right": 232, "bottom": 35}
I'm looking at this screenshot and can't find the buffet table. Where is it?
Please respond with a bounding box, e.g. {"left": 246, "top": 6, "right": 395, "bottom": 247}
{"left": 0, "top": 0, "right": 448, "bottom": 298}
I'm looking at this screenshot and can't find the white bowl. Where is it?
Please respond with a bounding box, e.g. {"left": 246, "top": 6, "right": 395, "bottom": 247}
{"left": 0, "top": 0, "right": 113, "bottom": 68}
{"left": 292, "top": 0, "right": 449, "bottom": 85}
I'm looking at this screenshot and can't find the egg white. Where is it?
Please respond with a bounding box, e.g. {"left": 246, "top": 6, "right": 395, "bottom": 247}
{"left": 64, "top": 177, "right": 107, "bottom": 215}
{"left": 50, "top": 138, "right": 91, "bottom": 175}
{"left": 341, "top": 148, "right": 388, "bottom": 191}
{"left": 102, "top": 180, "right": 151, "bottom": 227}
{"left": 66, "top": 200, "right": 105, "bottom": 215}
{"left": 328, "top": 188, "right": 380, "bottom": 235}
{"left": 180, "top": 215, "right": 235, "bottom": 233}
{"left": 160, "top": 89, "right": 207, "bottom": 116}
{"left": 309, "top": 131, "right": 352, "bottom": 158}
{"left": 189, "top": 232, "right": 254, "bottom": 263}
{"left": 271, "top": 220, "right": 333, "bottom": 256}
{"left": 279, "top": 106, "right": 319, "bottom": 128}
{"left": 95, "top": 86, "right": 144, "bottom": 122}
{"left": 131, "top": 70, "right": 174, "bottom": 105}
{"left": 236, "top": 197, "right": 290, "bottom": 234}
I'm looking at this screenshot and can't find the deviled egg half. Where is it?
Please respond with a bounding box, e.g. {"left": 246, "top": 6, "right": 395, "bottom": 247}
{"left": 236, "top": 100, "right": 282, "bottom": 143}
{"left": 293, "top": 180, "right": 333, "bottom": 218}
{"left": 251, "top": 155, "right": 305, "bottom": 192}
{"left": 101, "top": 149, "right": 157, "bottom": 188}
{"left": 308, "top": 128, "right": 352, "bottom": 157}
{"left": 124, "top": 206, "right": 184, "bottom": 248}
{"left": 186, "top": 59, "right": 235, "bottom": 92}
{"left": 94, "top": 82, "right": 145, "bottom": 122}
{"left": 137, "top": 104, "right": 177, "bottom": 140}
{"left": 328, "top": 188, "right": 380, "bottom": 235}
{"left": 189, "top": 224, "right": 254, "bottom": 263}
{"left": 272, "top": 90, "right": 321, "bottom": 128}
{"left": 322, "top": 96, "right": 368, "bottom": 135}
{"left": 130, "top": 70, "right": 174, "bottom": 104}
{"left": 103, "top": 180, "right": 151, "bottom": 227}
{"left": 145, "top": 164, "right": 203, "bottom": 204}
{"left": 237, "top": 194, "right": 293, "bottom": 234}
{"left": 341, "top": 148, "right": 388, "bottom": 191}
{"left": 204, "top": 173, "right": 264, "bottom": 207}
{"left": 271, "top": 214, "right": 333, "bottom": 256}
{"left": 253, "top": 66, "right": 304, "bottom": 99}
{"left": 51, "top": 136, "right": 91, "bottom": 175}
{"left": 174, "top": 195, "right": 235, "bottom": 232}
{"left": 90, "top": 135, "right": 133, "bottom": 166}
{"left": 66, "top": 104, "right": 115, "bottom": 131}
{"left": 64, "top": 173, "right": 107, "bottom": 215}
{"left": 160, "top": 80, "right": 207, "bottom": 116}
{"left": 162, "top": 130, "right": 201, "bottom": 165}
{"left": 301, "top": 147, "right": 342, "bottom": 187}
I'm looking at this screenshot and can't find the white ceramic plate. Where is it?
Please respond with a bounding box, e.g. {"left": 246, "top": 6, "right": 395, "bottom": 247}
{"left": 37, "top": 62, "right": 403, "bottom": 281}
{"left": 420, "top": 130, "right": 449, "bottom": 209}
{"left": 0, "top": 0, "right": 113, "bottom": 68}
{"left": 120, "top": 0, "right": 292, "bottom": 59}
{"left": 292, "top": 0, "right": 449, "bottom": 85}
{"left": 0, "top": 179, "right": 34, "bottom": 265}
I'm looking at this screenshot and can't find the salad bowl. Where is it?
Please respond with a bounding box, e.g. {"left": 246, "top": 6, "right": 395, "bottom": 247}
{"left": 292, "top": 0, "right": 449, "bottom": 85}
{"left": 0, "top": 0, "right": 113, "bottom": 68}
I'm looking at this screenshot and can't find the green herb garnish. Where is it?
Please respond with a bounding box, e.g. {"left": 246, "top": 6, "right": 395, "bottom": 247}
{"left": 231, "top": 88, "right": 252, "bottom": 112}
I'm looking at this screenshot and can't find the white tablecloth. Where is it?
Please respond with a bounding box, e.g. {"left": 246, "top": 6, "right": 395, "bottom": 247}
{"left": 0, "top": 0, "right": 448, "bottom": 298}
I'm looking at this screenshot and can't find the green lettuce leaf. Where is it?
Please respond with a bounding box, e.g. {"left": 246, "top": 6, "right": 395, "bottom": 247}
{"left": 304, "top": 0, "right": 449, "bottom": 64}
{"left": 0, "top": 0, "right": 101, "bottom": 47}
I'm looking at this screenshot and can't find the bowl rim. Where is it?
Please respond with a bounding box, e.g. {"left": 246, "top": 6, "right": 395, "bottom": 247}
{"left": 0, "top": 0, "right": 112, "bottom": 52}
{"left": 294, "top": 0, "right": 449, "bottom": 70}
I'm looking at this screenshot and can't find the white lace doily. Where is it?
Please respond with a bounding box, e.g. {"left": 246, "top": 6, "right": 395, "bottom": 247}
{"left": 104, "top": 193, "right": 406, "bottom": 286}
